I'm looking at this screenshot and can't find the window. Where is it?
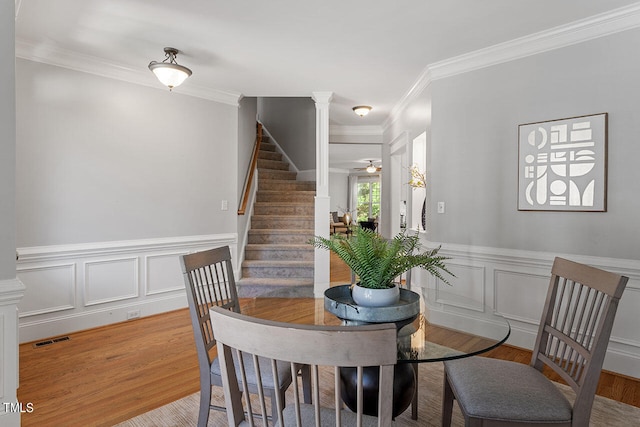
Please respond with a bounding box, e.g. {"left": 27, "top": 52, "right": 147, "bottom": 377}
{"left": 356, "top": 178, "right": 380, "bottom": 222}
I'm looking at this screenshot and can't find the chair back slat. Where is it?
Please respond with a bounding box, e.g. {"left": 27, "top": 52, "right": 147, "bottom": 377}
{"left": 531, "top": 257, "right": 628, "bottom": 420}
{"left": 211, "top": 306, "right": 396, "bottom": 427}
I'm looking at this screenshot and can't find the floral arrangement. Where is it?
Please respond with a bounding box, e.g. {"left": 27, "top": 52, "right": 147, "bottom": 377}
{"left": 408, "top": 164, "right": 426, "bottom": 189}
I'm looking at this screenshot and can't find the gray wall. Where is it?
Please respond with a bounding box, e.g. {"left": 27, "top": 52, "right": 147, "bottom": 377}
{"left": 428, "top": 28, "right": 640, "bottom": 259}
{"left": 257, "top": 97, "right": 316, "bottom": 170}
{"left": 329, "top": 171, "right": 349, "bottom": 213}
{"left": 16, "top": 59, "right": 239, "bottom": 247}
{"left": 0, "top": 0, "right": 15, "bottom": 279}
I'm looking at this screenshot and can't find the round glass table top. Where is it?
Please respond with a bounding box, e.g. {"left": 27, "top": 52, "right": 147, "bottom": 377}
{"left": 239, "top": 287, "right": 510, "bottom": 364}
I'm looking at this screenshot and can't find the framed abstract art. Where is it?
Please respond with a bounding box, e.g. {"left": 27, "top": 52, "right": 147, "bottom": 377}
{"left": 518, "top": 113, "right": 608, "bottom": 212}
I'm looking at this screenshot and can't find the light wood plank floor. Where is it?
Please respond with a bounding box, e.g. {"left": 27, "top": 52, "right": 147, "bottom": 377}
{"left": 17, "top": 253, "right": 639, "bottom": 426}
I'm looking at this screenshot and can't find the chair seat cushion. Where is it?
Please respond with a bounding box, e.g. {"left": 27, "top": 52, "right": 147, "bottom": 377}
{"left": 211, "top": 352, "right": 292, "bottom": 389}
{"left": 444, "top": 357, "right": 572, "bottom": 423}
{"left": 276, "top": 404, "right": 380, "bottom": 427}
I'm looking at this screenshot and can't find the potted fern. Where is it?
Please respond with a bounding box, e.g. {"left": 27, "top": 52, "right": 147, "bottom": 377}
{"left": 310, "top": 228, "right": 453, "bottom": 307}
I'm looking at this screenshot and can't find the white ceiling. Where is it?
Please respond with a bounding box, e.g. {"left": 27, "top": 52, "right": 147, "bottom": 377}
{"left": 15, "top": 0, "right": 640, "bottom": 129}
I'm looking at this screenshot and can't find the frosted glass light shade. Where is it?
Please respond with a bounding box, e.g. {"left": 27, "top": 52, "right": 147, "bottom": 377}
{"left": 149, "top": 63, "right": 192, "bottom": 90}
{"left": 353, "top": 105, "right": 372, "bottom": 117}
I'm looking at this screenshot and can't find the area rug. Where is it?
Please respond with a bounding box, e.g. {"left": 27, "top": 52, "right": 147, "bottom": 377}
{"left": 116, "top": 362, "right": 639, "bottom": 426}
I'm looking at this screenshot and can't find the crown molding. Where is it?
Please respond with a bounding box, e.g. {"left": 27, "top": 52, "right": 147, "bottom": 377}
{"left": 15, "top": 39, "right": 243, "bottom": 106}
{"left": 383, "top": 3, "right": 640, "bottom": 133}
{"left": 429, "top": 2, "right": 640, "bottom": 81}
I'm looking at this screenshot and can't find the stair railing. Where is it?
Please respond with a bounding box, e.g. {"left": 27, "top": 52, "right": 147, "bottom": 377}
{"left": 238, "top": 122, "right": 263, "bottom": 215}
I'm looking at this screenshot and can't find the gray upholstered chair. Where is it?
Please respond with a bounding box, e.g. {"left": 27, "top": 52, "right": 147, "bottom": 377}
{"left": 210, "top": 306, "right": 397, "bottom": 427}
{"left": 180, "top": 246, "right": 296, "bottom": 427}
{"left": 442, "top": 257, "right": 628, "bottom": 427}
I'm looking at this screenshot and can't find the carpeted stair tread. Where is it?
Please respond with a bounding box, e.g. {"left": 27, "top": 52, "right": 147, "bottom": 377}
{"left": 242, "top": 260, "right": 314, "bottom": 267}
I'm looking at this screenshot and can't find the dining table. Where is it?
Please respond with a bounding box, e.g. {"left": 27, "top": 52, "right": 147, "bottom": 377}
{"left": 237, "top": 285, "right": 511, "bottom": 419}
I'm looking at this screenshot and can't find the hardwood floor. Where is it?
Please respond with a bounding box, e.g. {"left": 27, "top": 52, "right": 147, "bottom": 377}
{"left": 17, "top": 254, "right": 639, "bottom": 426}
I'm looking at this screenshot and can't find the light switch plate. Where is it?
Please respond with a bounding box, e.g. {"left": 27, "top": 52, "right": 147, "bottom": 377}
{"left": 437, "top": 201, "right": 445, "bottom": 214}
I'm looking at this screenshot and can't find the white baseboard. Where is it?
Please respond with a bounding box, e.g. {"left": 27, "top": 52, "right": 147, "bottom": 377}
{"left": 18, "top": 294, "right": 188, "bottom": 343}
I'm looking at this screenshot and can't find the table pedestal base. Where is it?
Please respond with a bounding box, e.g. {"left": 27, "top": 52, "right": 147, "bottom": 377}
{"left": 339, "top": 363, "right": 415, "bottom": 417}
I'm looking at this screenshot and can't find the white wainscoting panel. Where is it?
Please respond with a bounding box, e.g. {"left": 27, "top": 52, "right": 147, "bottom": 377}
{"left": 494, "top": 269, "right": 549, "bottom": 325}
{"left": 435, "top": 262, "right": 485, "bottom": 311}
{"left": 415, "top": 238, "right": 640, "bottom": 378}
{"left": 16, "top": 234, "right": 237, "bottom": 343}
{"left": 84, "top": 257, "right": 139, "bottom": 306}
{"left": 17, "top": 263, "right": 75, "bottom": 316}
{"left": 612, "top": 286, "right": 640, "bottom": 345}
{"left": 145, "top": 253, "right": 187, "bottom": 295}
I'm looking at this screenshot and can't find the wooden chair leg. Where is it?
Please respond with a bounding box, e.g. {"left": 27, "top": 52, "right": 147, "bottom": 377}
{"left": 198, "top": 383, "right": 211, "bottom": 427}
{"left": 442, "top": 369, "right": 454, "bottom": 427}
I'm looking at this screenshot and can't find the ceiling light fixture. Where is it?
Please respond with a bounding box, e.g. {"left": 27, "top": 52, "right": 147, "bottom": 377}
{"left": 353, "top": 105, "right": 372, "bottom": 117}
{"left": 148, "top": 47, "right": 192, "bottom": 91}
{"left": 366, "top": 161, "right": 377, "bottom": 173}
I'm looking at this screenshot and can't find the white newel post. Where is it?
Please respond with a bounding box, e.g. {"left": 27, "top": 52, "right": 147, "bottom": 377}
{"left": 311, "top": 91, "right": 333, "bottom": 297}
{"left": 1, "top": 1, "right": 26, "bottom": 425}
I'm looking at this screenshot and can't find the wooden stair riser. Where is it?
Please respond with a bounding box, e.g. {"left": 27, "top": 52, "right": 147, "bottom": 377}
{"left": 254, "top": 204, "right": 315, "bottom": 216}
{"left": 245, "top": 246, "right": 314, "bottom": 261}
{"left": 251, "top": 216, "right": 314, "bottom": 229}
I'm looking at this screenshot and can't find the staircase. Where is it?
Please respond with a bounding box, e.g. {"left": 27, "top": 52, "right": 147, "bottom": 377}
{"left": 237, "top": 137, "right": 316, "bottom": 297}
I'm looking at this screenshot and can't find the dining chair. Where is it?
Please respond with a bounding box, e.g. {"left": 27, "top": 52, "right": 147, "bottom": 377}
{"left": 209, "top": 305, "right": 397, "bottom": 427}
{"left": 180, "top": 246, "right": 295, "bottom": 427}
{"left": 442, "top": 257, "right": 628, "bottom": 427}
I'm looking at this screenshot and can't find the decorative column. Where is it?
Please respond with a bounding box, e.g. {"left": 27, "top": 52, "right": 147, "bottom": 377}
{"left": 0, "top": 1, "right": 26, "bottom": 426}
{"left": 311, "top": 91, "right": 333, "bottom": 297}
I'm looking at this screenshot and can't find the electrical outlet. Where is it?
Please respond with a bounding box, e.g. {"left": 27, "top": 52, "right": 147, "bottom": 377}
{"left": 221, "top": 200, "right": 229, "bottom": 211}
{"left": 127, "top": 310, "right": 140, "bottom": 320}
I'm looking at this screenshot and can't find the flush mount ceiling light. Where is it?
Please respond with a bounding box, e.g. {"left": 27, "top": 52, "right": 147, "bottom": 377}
{"left": 148, "top": 47, "right": 192, "bottom": 91}
{"left": 352, "top": 105, "right": 372, "bottom": 117}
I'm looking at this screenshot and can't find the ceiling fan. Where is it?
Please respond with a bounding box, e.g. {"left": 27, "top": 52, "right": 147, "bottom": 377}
{"left": 354, "top": 160, "right": 382, "bottom": 173}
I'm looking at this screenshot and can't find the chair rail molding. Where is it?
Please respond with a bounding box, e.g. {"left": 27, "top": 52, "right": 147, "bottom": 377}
{"left": 414, "top": 239, "right": 640, "bottom": 378}
{"left": 16, "top": 234, "right": 237, "bottom": 343}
